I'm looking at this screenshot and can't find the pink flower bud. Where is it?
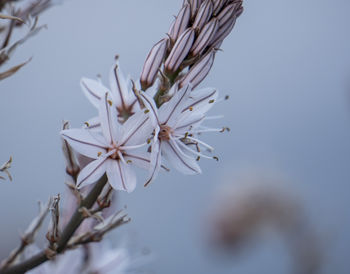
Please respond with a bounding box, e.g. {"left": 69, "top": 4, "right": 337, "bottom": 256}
{"left": 140, "top": 38, "right": 168, "bottom": 90}
{"left": 164, "top": 28, "right": 195, "bottom": 73}
{"left": 169, "top": 3, "right": 191, "bottom": 43}
{"left": 213, "top": 0, "right": 227, "bottom": 16}
{"left": 216, "top": 2, "right": 240, "bottom": 28}
{"left": 179, "top": 49, "right": 215, "bottom": 89}
{"left": 188, "top": 0, "right": 203, "bottom": 19}
{"left": 191, "top": 18, "right": 219, "bottom": 55}
{"left": 210, "top": 15, "right": 237, "bottom": 48}
{"left": 192, "top": 0, "right": 214, "bottom": 30}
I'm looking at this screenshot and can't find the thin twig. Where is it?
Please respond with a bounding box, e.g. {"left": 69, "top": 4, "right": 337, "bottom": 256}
{"left": 0, "top": 174, "right": 108, "bottom": 274}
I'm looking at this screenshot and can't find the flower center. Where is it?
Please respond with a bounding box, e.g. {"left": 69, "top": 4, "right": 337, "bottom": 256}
{"left": 107, "top": 146, "right": 120, "bottom": 160}
{"left": 159, "top": 124, "right": 173, "bottom": 141}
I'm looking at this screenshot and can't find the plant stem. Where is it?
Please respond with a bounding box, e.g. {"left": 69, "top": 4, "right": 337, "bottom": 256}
{"left": 0, "top": 174, "right": 108, "bottom": 274}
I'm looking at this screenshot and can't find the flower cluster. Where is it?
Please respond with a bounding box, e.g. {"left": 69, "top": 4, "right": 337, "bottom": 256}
{"left": 60, "top": 0, "right": 243, "bottom": 194}
{"left": 61, "top": 61, "right": 222, "bottom": 192}
{"left": 140, "top": 0, "right": 243, "bottom": 96}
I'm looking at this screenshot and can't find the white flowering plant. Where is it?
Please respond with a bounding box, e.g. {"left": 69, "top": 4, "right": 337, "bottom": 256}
{"left": 0, "top": 1, "right": 243, "bottom": 273}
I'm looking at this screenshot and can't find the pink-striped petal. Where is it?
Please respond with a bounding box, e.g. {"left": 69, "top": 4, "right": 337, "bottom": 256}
{"left": 61, "top": 128, "right": 107, "bottom": 159}
{"left": 80, "top": 78, "right": 109, "bottom": 108}
{"left": 145, "top": 139, "right": 162, "bottom": 186}
{"left": 120, "top": 110, "right": 152, "bottom": 146}
{"left": 99, "top": 93, "right": 122, "bottom": 145}
{"left": 77, "top": 157, "right": 108, "bottom": 188}
{"left": 106, "top": 159, "right": 136, "bottom": 193}
{"left": 162, "top": 139, "right": 201, "bottom": 175}
{"left": 158, "top": 84, "right": 192, "bottom": 127}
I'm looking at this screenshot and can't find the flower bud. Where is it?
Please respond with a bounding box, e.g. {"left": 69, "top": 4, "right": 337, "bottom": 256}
{"left": 216, "top": 2, "right": 240, "bottom": 28}
{"left": 192, "top": 0, "right": 214, "bottom": 31}
{"left": 209, "top": 15, "right": 237, "bottom": 48}
{"left": 140, "top": 38, "right": 168, "bottom": 90}
{"left": 191, "top": 18, "right": 219, "bottom": 56}
{"left": 164, "top": 28, "right": 195, "bottom": 73}
{"left": 213, "top": 0, "right": 227, "bottom": 15}
{"left": 179, "top": 49, "right": 215, "bottom": 89}
{"left": 188, "top": 0, "right": 203, "bottom": 19}
{"left": 169, "top": 3, "right": 191, "bottom": 42}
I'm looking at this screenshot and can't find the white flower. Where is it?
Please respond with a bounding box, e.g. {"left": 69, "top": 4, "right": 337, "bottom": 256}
{"left": 80, "top": 60, "right": 139, "bottom": 124}
{"left": 61, "top": 93, "right": 152, "bottom": 192}
{"left": 140, "top": 83, "right": 219, "bottom": 185}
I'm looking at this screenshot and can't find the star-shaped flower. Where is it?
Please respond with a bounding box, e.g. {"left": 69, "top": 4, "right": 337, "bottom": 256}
{"left": 140, "top": 83, "right": 218, "bottom": 185}
{"left": 80, "top": 60, "right": 139, "bottom": 124}
{"left": 61, "top": 93, "right": 152, "bottom": 192}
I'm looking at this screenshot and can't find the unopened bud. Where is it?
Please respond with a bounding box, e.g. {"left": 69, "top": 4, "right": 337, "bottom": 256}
{"left": 191, "top": 18, "right": 219, "bottom": 55}
{"left": 213, "top": 0, "right": 227, "bottom": 15}
{"left": 193, "top": 0, "right": 214, "bottom": 31}
{"left": 140, "top": 38, "right": 168, "bottom": 90}
{"left": 164, "top": 28, "right": 195, "bottom": 73}
{"left": 169, "top": 3, "right": 191, "bottom": 42}
{"left": 210, "top": 15, "right": 237, "bottom": 48}
{"left": 188, "top": 0, "right": 203, "bottom": 19}
{"left": 216, "top": 2, "right": 239, "bottom": 28}
{"left": 179, "top": 49, "right": 215, "bottom": 89}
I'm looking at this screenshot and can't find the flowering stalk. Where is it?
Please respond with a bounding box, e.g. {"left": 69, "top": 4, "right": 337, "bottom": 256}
{"left": 1, "top": 1, "right": 244, "bottom": 273}
{"left": 140, "top": 0, "right": 244, "bottom": 105}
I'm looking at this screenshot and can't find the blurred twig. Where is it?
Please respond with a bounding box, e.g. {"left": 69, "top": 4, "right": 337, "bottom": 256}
{"left": 0, "top": 156, "right": 12, "bottom": 181}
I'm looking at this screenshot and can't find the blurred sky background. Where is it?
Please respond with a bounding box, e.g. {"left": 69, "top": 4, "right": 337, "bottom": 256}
{"left": 1, "top": 0, "right": 350, "bottom": 273}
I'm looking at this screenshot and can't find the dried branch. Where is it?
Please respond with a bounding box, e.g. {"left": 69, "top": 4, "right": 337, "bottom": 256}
{"left": 0, "top": 57, "right": 30, "bottom": 80}
{"left": 0, "top": 13, "right": 23, "bottom": 23}
{"left": 46, "top": 194, "right": 61, "bottom": 249}
{"left": 0, "top": 174, "right": 108, "bottom": 274}
{"left": 0, "top": 17, "right": 45, "bottom": 65}
{"left": 61, "top": 121, "right": 80, "bottom": 182}
{"left": 0, "top": 156, "right": 12, "bottom": 181}
{"left": 67, "top": 210, "right": 130, "bottom": 249}
{"left": 0, "top": 198, "right": 53, "bottom": 269}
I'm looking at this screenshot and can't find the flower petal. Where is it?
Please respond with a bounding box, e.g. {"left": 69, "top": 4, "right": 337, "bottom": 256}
{"left": 77, "top": 157, "right": 108, "bottom": 188}
{"left": 109, "top": 62, "right": 134, "bottom": 109}
{"left": 80, "top": 78, "right": 109, "bottom": 108}
{"left": 140, "top": 92, "right": 160, "bottom": 127}
{"left": 145, "top": 138, "right": 162, "bottom": 186}
{"left": 173, "top": 111, "right": 205, "bottom": 135}
{"left": 120, "top": 110, "right": 152, "bottom": 146}
{"left": 61, "top": 128, "right": 107, "bottom": 159}
{"left": 162, "top": 139, "right": 201, "bottom": 175}
{"left": 183, "top": 87, "right": 218, "bottom": 114}
{"left": 99, "top": 93, "right": 122, "bottom": 145}
{"left": 124, "top": 152, "right": 151, "bottom": 170}
{"left": 158, "top": 84, "right": 192, "bottom": 127}
{"left": 106, "top": 159, "right": 136, "bottom": 192}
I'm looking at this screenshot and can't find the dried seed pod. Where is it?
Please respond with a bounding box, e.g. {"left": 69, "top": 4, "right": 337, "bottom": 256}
{"left": 140, "top": 38, "right": 168, "bottom": 90}
{"left": 192, "top": 0, "right": 214, "bottom": 31}
{"left": 179, "top": 49, "right": 215, "bottom": 89}
{"left": 191, "top": 18, "right": 219, "bottom": 55}
{"left": 169, "top": 3, "right": 191, "bottom": 42}
{"left": 164, "top": 28, "right": 196, "bottom": 74}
